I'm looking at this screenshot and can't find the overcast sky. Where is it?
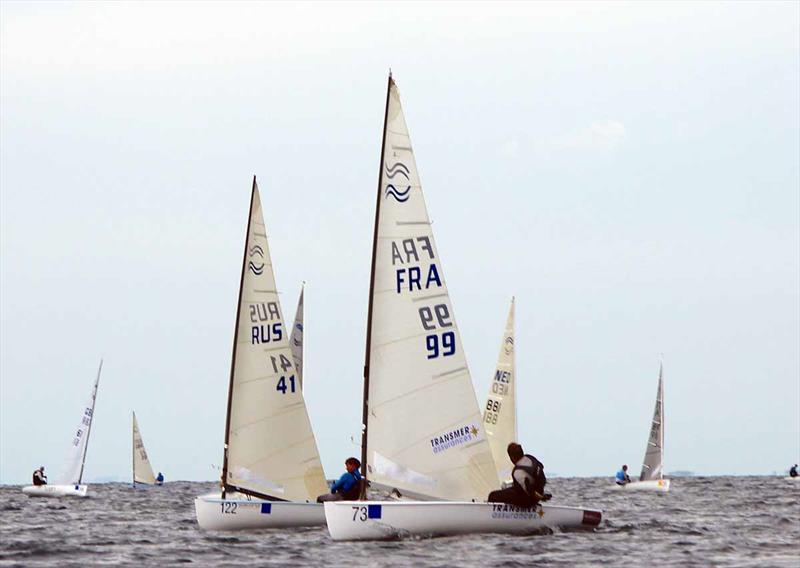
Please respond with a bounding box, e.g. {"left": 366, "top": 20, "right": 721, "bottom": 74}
{"left": 1, "top": 1, "right": 798, "bottom": 484}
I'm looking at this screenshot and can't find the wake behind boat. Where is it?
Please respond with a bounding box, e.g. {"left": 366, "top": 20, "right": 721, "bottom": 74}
{"left": 194, "top": 179, "right": 327, "bottom": 530}
{"left": 613, "top": 361, "right": 670, "bottom": 493}
{"left": 324, "top": 75, "right": 602, "bottom": 541}
{"left": 22, "top": 360, "right": 102, "bottom": 498}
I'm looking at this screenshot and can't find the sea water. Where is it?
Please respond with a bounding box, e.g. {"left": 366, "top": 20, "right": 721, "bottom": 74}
{"left": 1, "top": 476, "right": 798, "bottom": 567}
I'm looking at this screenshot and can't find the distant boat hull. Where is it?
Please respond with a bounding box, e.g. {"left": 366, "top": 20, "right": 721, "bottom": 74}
{"left": 22, "top": 484, "right": 88, "bottom": 498}
{"left": 194, "top": 493, "right": 324, "bottom": 530}
{"left": 611, "top": 479, "right": 670, "bottom": 492}
{"left": 323, "top": 501, "right": 603, "bottom": 541}
{"left": 784, "top": 476, "right": 800, "bottom": 481}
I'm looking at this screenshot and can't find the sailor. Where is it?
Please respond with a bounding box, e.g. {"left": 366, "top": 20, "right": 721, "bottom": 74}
{"left": 487, "top": 442, "right": 550, "bottom": 508}
{"left": 32, "top": 466, "right": 47, "bottom": 486}
{"left": 790, "top": 464, "right": 799, "bottom": 478}
{"left": 316, "top": 457, "right": 363, "bottom": 502}
{"left": 156, "top": 472, "right": 165, "bottom": 485}
{"left": 615, "top": 464, "right": 631, "bottom": 485}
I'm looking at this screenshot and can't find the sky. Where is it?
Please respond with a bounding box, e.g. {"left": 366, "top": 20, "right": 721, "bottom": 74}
{"left": 1, "top": 1, "right": 798, "bottom": 484}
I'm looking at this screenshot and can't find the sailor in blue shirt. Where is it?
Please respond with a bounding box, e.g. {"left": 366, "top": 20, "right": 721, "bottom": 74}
{"left": 615, "top": 464, "right": 631, "bottom": 485}
{"left": 317, "top": 457, "right": 363, "bottom": 502}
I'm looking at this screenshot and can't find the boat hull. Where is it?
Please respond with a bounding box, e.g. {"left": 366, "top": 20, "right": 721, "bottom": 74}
{"left": 323, "top": 501, "right": 603, "bottom": 541}
{"left": 194, "top": 493, "right": 325, "bottom": 530}
{"left": 611, "top": 479, "right": 670, "bottom": 492}
{"left": 22, "top": 484, "right": 88, "bottom": 498}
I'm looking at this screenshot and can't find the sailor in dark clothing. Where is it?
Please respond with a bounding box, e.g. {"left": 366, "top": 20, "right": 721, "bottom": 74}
{"left": 790, "top": 464, "right": 798, "bottom": 478}
{"left": 487, "top": 443, "right": 550, "bottom": 508}
{"left": 32, "top": 466, "right": 47, "bottom": 486}
{"left": 317, "top": 457, "right": 363, "bottom": 502}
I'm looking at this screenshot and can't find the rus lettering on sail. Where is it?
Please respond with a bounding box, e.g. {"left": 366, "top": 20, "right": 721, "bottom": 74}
{"left": 249, "top": 301, "right": 283, "bottom": 344}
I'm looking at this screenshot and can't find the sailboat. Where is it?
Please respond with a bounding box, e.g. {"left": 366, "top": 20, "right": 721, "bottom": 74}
{"left": 132, "top": 411, "right": 160, "bottom": 486}
{"left": 22, "top": 360, "right": 102, "bottom": 498}
{"left": 483, "top": 298, "right": 517, "bottom": 484}
{"left": 323, "top": 75, "right": 602, "bottom": 540}
{"left": 290, "top": 283, "right": 304, "bottom": 390}
{"left": 194, "top": 178, "right": 328, "bottom": 530}
{"left": 614, "top": 361, "right": 670, "bottom": 492}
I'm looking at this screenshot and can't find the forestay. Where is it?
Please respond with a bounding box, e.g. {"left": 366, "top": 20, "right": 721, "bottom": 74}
{"left": 482, "top": 298, "right": 517, "bottom": 482}
{"left": 132, "top": 411, "right": 156, "bottom": 485}
{"left": 363, "top": 77, "right": 499, "bottom": 501}
{"left": 640, "top": 362, "right": 665, "bottom": 481}
{"left": 290, "top": 284, "right": 305, "bottom": 390}
{"left": 222, "top": 180, "right": 327, "bottom": 502}
{"left": 55, "top": 360, "right": 102, "bottom": 485}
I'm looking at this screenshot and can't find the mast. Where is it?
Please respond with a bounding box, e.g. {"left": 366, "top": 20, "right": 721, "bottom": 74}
{"left": 360, "top": 72, "right": 393, "bottom": 491}
{"left": 221, "top": 177, "right": 257, "bottom": 500}
{"left": 659, "top": 359, "right": 665, "bottom": 479}
{"left": 78, "top": 358, "right": 102, "bottom": 485}
{"left": 132, "top": 411, "right": 135, "bottom": 486}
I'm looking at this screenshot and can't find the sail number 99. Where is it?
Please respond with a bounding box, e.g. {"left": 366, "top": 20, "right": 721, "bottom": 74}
{"left": 426, "top": 331, "right": 456, "bottom": 359}
{"left": 420, "top": 304, "right": 456, "bottom": 359}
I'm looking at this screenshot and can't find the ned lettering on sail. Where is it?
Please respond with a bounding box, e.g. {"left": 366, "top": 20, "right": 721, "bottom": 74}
{"left": 392, "top": 236, "right": 442, "bottom": 294}
{"left": 250, "top": 301, "right": 283, "bottom": 344}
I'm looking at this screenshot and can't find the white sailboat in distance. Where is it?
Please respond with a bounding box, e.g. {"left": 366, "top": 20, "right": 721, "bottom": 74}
{"left": 323, "top": 75, "right": 603, "bottom": 540}
{"left": 194, "top": 178, "right": 328, "bottom": 530}
{"left": 483, "top": 297, "right": 517, "bottom": 484}
{"left": 614, "top": 360, "right": 670, "bottom": 492}
{"left": 22, "top": 360, "right": 102, "bottom": 498}
{"left": 132, "top": 411, "right": 160, "bottom": 486}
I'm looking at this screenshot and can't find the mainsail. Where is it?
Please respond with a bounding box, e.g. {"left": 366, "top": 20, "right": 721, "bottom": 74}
{"left": 132, "top": 411, "right": 157, "bottom": 485}
{"left": 361, "top": 76, "right": 499, "bottom": 501}
{"left": 290, "top": 284, "right": 304, "bottom": 390}
{"left": 482, "top": 298, "right": 517, "bottom": 482}
{"left": 55, "top": 360, "right": 102, "bottom": 485}
{"left": 639, "top": 362, "right": 665, "bottom": 481}
{"left": 221, "top": 179, "right": 327, "bottom": 502}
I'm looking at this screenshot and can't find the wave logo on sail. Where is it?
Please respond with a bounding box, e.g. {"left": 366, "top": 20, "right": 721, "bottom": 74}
{"left": 384, "top": 162, "right": 411, "bottom": 203}
{"left": 430, "top": 424, "right": 480, "bottom": 455}
{"left": 292, "top": 323, "right": 303, "bottom": 346}
{"left": 504, "top": 336, "right": 514, "bottom": 355}
{"left": 248, "top": 244, "right": 265, "bottom": 276}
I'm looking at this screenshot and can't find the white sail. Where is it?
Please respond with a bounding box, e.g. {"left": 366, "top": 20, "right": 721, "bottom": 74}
{"left": 290, "top": 284, "right": 304, "bottom": 390}
{"left": 222, "top": 179, "right": 327, "bottom": 502}
{"left": 132, "top": 411, "right": 157, "bottom": 485}
{"left": 363, "top": 77, "right": 499, "bottom": 501}
{"left": 639, "top": 362, "right": 664, "bottom": 481}
{"left": 55, "top": 360, "right": 101, "bottom": 485}
{"left": 482, "top": 298, "right": 517, "bottom": 482}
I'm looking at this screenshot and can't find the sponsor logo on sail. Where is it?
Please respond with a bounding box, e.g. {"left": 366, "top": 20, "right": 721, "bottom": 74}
{"left": 430, "top": 424, "right": 480, "bottom": 454}
{"left": 384, "top": 162, "right": 411, "bottom": 202}
{"left": 504, "top": 336, "right": 514, "bottom": 355}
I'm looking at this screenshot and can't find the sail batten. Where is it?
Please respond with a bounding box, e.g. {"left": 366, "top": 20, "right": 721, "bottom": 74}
{"left": 221, "top": 180, "right": 327, "bottom": 502}
{"left": 362, "top": 77, "right": 499, "bottom": 501}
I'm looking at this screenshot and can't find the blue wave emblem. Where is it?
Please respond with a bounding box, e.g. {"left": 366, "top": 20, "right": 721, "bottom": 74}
{"left": 249, "top": 261, "right": 265, "bottom": 276}
{"left": 385, "top": 162, "right": 410, "bottom": 180}
{"left": 385, "top": 184, "right": 411, "bottom": 203}
{"left": 295, "top": 323, "right": 303, "bottom": 332}
{"left": 248, "top": 244, "right": 264, "bottom": 258}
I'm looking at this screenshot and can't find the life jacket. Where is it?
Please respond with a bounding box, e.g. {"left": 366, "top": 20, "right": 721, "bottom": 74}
{"left": 341, "top": 472, "right": 362, "bottom": 500}
{"left": 32, "top": 470, "right": 46, "bottom": 486}
{"left": 512, "top": 455, "right": 546, "bottom": 499}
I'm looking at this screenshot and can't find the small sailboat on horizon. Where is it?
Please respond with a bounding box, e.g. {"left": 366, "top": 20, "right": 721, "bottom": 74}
{"left": 194, "top": 178, "right": 328, "bottom": 530}
{"left": 613, "top": 360, "right": 670, "bottom": 492}
{"left": 132, "top": 411, "right": 162, "bottom": 487}
{"left": 22, "top": 360, "right": 102, "bottom": 498}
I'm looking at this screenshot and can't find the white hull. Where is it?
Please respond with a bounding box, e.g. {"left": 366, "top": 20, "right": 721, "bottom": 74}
{"left": 323, "top": 501, "right": 603, "bottom": 541}
{"left": 22, "top": 484, "right": 88, "bottom": 498}
{"left": 612, "top": 479, "right": 670, "bottom": 492}
{"left": 784, "top": 476, "right": 800, "bottom": 481}
{"left": 194, "top": 493, "right": 324, "bottom": 530}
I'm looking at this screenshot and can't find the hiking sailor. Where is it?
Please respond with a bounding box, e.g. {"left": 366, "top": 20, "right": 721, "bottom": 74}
{"left": 32, "top": 466, "right": 47, "bottom": 486}
{"left": 487, "top": 442, "right": 550, "bottom": 508}
{"left": 615, "top": 464, "right": 631, "bottom": 485}
{"left": 316, "top": 457, "right": 363, "bottom": 502}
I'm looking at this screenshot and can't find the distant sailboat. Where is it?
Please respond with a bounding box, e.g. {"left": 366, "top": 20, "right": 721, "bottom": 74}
{"left": 323, "top": 75, "right": 602, "bottom": 540}
{"left": 614, "top": 361, "right": 670, "bottom": 492}
{"left": 132, "top": 411, "right": 159, "bottom": 486}
{"left": 22, "top": 360, "right": 102, "bottom": 498}
{"left": 194, "top": 178, "right": 328, "bottom": 530}
{"left": 482, "top": 297, "right": 517, "bottom": 484}
{"left": 290, "top": 283, "right": 304, "bottom": 390}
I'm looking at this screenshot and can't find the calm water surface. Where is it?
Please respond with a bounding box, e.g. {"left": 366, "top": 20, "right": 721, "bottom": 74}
{"left": 1, "top": 477, "right": 798, "bottom": 567}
